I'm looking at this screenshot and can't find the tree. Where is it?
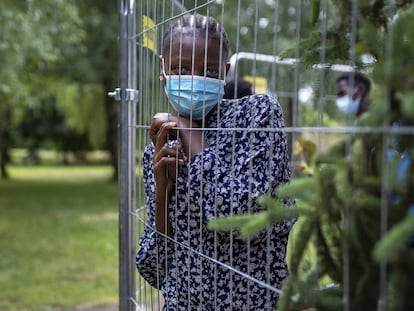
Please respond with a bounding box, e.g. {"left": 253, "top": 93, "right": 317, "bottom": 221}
{"left": 208, "top": 1, "right": 414, "bottom": 310}
{"left": 0, "top": 0, "right": 86, "bottom": 178}
{"left": 69, "top": 0, "right": 119, "bottom": 180}
{"left": 1, "top": 0, "right": 118, "bottom": 179}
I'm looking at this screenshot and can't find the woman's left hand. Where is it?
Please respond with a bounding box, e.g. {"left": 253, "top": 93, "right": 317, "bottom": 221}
{"left": 153, "top": 121, "right": 186, "bottom": 189}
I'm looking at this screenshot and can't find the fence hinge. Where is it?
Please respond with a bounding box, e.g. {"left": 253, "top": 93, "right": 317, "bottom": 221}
{"left": 108, "top": 87, "right": 139, "bottom": 102}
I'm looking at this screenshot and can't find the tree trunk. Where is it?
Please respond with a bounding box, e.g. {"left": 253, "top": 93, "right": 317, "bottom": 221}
{"left": 0, "top": 106, "right": 10, "bottom": 179}
{"left": 0, "top": 145, "right": 10, "bottom": 179}
{"left": 105, "top": 89, "right": 119, "bottom": 182}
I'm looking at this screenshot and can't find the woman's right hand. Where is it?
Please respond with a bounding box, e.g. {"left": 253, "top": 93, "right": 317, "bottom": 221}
{"left": 152, "top": 120, "right": 186, "bottom": 237}
{"left": 149, "top": 112, "right": 205, "bottom": 160}
{"left": 153, "top": 120, "right": 187, "bottom": 192}
{"left": 149, "top": 113, "right": 178, "bottom": 145}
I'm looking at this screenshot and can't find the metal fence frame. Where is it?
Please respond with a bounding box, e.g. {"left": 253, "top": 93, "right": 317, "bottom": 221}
{"left": 114, "top": 2, "right": 359, "bottom": 310}
{"left": 115, "top": 0, "right": 137, "bottom": 310}
{"left": 115, "top": 1, "right": 412, "bottom": 311}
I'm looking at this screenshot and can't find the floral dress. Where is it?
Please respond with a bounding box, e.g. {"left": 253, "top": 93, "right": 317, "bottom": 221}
{"left": 136, "top": 94, "right": 296, "bottom": 310}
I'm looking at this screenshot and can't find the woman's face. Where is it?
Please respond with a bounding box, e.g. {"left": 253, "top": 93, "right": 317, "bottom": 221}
{"left": 336, "top": 79, "right": 363, "bottom": 101}
{"left": 163, "top": 30, "right": 228, "bottom": 80}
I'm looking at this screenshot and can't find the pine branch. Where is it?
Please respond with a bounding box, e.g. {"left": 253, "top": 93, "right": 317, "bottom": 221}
{"left": 373, "top": 213, "right": 414, "bottom": 262}
{"left": 315, "top": 222, "right": 342, "bottom": 282}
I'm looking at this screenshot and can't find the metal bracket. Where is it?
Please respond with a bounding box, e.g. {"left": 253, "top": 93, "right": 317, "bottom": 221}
{"left": 108, "top": 87, "right": 139, "bottom": 102}
{"left": 108, "top": 88, "right": 121, "bottom": 101}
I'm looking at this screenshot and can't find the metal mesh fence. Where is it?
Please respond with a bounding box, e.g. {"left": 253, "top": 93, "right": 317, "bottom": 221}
{"left": 116, "top": 0, "right": 414, "bottom": 310}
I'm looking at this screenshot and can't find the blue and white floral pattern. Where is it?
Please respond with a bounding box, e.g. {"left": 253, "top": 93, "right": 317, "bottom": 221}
{"left": 136, "top": 94, "right": 296, "bottom": 310}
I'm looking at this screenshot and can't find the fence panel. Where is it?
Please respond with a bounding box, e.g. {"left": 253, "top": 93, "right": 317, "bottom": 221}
{"left": 120, "top": 1, "right": 414, "bottom": 310}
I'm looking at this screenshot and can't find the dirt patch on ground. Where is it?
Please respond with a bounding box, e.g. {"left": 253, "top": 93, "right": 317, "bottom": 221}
{"left": 59, "top": 301, "right": 160, "bottom": 310}
{"left": 60, "top": 304, "right": 118, "bottom": 311}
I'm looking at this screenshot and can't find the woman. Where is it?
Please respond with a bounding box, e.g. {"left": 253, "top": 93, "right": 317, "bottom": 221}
{"left": 136, "top": 13, "right": 295, "bottom": 310}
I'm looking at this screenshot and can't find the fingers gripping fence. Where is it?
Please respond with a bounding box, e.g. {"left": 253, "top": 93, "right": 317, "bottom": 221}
{"left": 116, "top": 1, "right": 414, "bottom": 310}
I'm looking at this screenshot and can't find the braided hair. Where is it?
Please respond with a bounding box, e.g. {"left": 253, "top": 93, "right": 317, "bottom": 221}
{"left": 162, "top": 13, "right": 230, "bottom": 61}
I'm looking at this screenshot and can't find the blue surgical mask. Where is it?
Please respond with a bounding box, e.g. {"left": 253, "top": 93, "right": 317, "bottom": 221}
{"left": 336, "top": 95, "right": 360, "bottom": 115}
{"left": 164, "top": 75, "right": 225, "bottom": 120}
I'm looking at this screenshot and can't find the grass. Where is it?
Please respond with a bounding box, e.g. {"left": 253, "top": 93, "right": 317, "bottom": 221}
{"left": 0, "top": 165, "right": 119, "bottom": 310}
{"left": 0, "top": 152, "right": 321, "bottom": 310}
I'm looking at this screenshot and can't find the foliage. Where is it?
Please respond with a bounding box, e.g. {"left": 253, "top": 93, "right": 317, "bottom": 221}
{"left": 0, "top": 0, "right": 86, "bottom": 120}
{"left": 208, "top": 1, "right": 414, "bottom": 310}
{"left": 66, "top": 1, "right": 120, "bottom": 179}
{"left": 293, "top": 137, "right": 318, "bottom": 176}
{"left": 373, "top": 212, "right": 414, "bottom": 262}
{"left": 18, "top": 97, "right": 90, "bottom": 160}
{"left": 54, "top": 82, "right": 107, "bottom": 149}
{"left": 0, "top": 1, "right": 81, "bottom": 176}
{"left": 0, "top": 0, "right": 117, "bottom": 178}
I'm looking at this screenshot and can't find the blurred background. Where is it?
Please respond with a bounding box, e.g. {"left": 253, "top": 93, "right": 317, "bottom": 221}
{"left": 0, "top": 1, "right": 119, "bottom": 310}
{"left": 1, "top": 0, "right": 414, "bottom": 310}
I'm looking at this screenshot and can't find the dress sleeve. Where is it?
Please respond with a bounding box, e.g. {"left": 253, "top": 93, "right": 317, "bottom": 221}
{"left": 187, "top": 94, "right": 296, "bottom": 235}
{"left": 135, "top": 144, "right": 174, "bottom": 289}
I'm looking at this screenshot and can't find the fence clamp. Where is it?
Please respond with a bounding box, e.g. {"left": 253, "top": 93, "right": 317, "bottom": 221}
{"left": 108, "top": 87, "right": 139, "bottom": 103}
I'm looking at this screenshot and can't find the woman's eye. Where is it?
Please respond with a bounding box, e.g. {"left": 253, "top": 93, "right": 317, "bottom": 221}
{"left": 206, "top": 68, "right": 219, "bottom": 78}
{"left": 172, "top": 66, "right": 191, "bottom": 75}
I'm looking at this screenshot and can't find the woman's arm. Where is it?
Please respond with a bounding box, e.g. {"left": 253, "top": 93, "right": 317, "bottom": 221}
{"left": 152, "top": 120, "right": 185, "bottom": 236}
{"left": 136, "top": 144, "right": 174, "bottom": 289}
{"left": 150, "top": 113, "right": 209, "bottom": 236}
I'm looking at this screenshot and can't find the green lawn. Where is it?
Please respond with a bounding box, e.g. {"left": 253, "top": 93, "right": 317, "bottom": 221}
{"left": 0, "top": 165, "right": 119, "bottom": 310}
{"left": 0, "top": 163, "right": 319, "bottom": 310}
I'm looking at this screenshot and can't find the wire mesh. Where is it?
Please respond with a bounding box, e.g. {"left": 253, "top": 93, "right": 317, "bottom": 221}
{"left": 120, "top": 1, "right": 414, "bottom": 310}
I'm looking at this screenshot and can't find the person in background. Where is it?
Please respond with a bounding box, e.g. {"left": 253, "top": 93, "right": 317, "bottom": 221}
{"left": 136, "top": 13, "right": 295, "bottom": 311}
{"left": 335, "top": 71, "right": 372, "bottom": 117}
{"left": 223, "top": 78, "right": 253, "bottom": 99}
{"left": 336, "top": 72, "right": 413, "bottom": 250}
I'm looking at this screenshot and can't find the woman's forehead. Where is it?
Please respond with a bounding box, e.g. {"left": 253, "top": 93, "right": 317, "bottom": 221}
{"left": 163, "top": 31, "right": 223, "bottom": 57}
{"left": 337, "top": 79, "right": 352, "bottom": 90}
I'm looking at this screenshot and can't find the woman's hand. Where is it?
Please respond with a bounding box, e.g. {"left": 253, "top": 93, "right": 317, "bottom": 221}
{"left": 152, "top": 119, "right": 186, "bottom": 237}
{"left": 149, "top": 112, "right": 209, "bottom": 236}
{"left": 150, "top": 113, "right": 187, "bottom": 192}
{"left": 149, "top": 113, "right": 178, "bottom": 145}
{"left": 149, "top": 112, "right": 208, "bottom": 160}
{"left": 153, "top": 120, "right": 187, "bottom": 192}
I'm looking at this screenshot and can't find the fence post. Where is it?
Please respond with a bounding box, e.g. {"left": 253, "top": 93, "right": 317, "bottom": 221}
{"left": 118, "top": 0, "right": 137, "bottom": 310}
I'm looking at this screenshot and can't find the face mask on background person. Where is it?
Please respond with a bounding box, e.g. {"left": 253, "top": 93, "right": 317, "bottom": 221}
{"left": 336, "top": 95, "right": 360, "bottom": 116}
{"left": 164, "top": 75, "right": 225, "bottom": 120}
